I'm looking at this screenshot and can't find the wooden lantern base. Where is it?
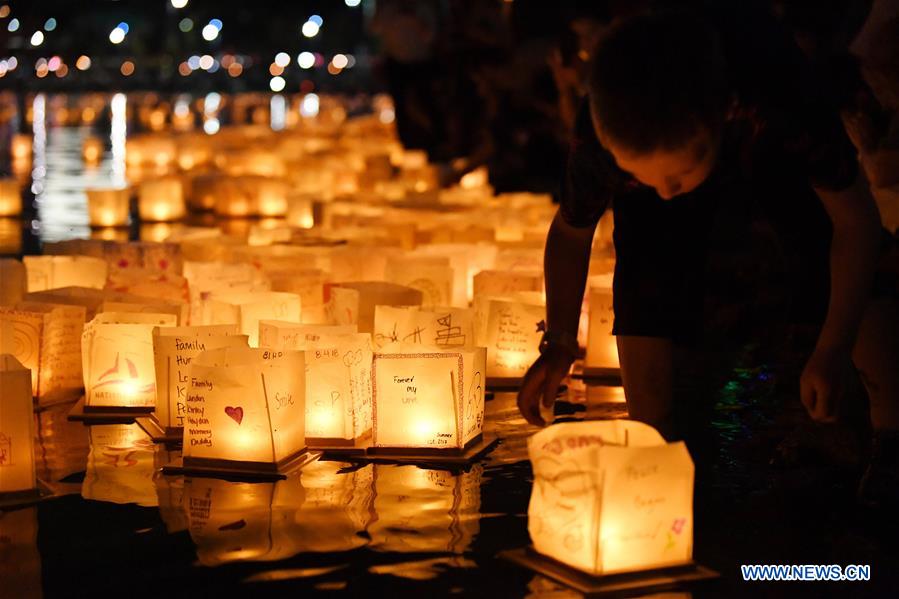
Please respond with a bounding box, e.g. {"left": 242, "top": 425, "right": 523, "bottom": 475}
{"left": 67, "top": 396, "right": 153, "bottom": 424}
{"left": 161, "top": 448, "right": 316, "bottom": 481}
{"left": 33, "top": 391, "right": 82, "bottom": 413}
{"left": 500, "top": 547, "right": 719, "bottom": 596}
{"left": 135, "top": 416, "right": 183, "bottom": 444}
{"left": 341, "top": 432, "right": 499, "bottom": 466}
{"left": 0, "top": 480, "right": 54, "bottom": 510}
{"left": 309, "top": 431, "right": 372, "bottom": 458}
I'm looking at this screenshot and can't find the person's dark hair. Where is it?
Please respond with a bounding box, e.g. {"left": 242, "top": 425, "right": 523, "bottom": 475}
{"left": 588, "top": 11, "right": 728, "bottom": 154}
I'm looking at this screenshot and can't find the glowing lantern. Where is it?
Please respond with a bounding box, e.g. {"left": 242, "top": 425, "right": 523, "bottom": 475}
{"left": 126, "top": 135, "right": 177, "bottom": 168}
{"left": 0, "top": 302, "right": 86, "bottom": 404}
{"left": 0, "top": 179, "right": 22, "bottom": 216}
{"left": 373, "top": 305, "right": 475, "bottom": 350}
{"left": 479, "top": 296, "right": 545, "bottom": 381}
{"left": 370, "top": 464, "right": 481, "bottom": 553}
{"left": 207, "top": 291, "right": 301, "bottom": 347}
{"left": 258, "top": 321, "right": 357, "bottom": 350}
{"left": 81, "top": 312, "right": 177, "bottom": 411}
{"left": 81, "top": 424, "right": 159, "bottom": 507}
{"left": 286, "top": 193, "right": 315, "bottom": 228}
{"left": 23, "top": 255, "right": 108, "bottom": 292}
{"left": 182, "top": 261, "right": 270, "bottom": 325}
{"left": 82, "top": 136, "right": 104, "bottom": 165}
{"left": 267, "top": 268, "right": 329, "bottom": 324}
{"left": 284, "top": 332, "right": 373, "bottom": 448}
{"left": 105, "top": 268, "right": 190, "bottom": 312}
{"left": 138, "top": 177, "right": 185, "bottom": 222}
{"left": 181, "top": 347, "right": 306, "bottom": 473}
{"left": 11, "top": 134, "right": 32, "bottom": 162}
{"left": 152, "top": 325, "right": 248, "bottom": 435}
{"left": 473, "top": 270, "right": 543, "bottom": 298}
{"left": 326, "top": 282, "right": 422, "bottom": 334}
{"left": 584, "top": 283, "right": 620, "bottom": 376}
{"left": 528, "top": 420, "right": 695, "bottom": 575}
{"left": 384, "top": 256, "right": 454, "bottom": 309}
{"left": 0, "top": 218, "right": 22, "bottom": 255}
{"left": 0, "top": 259, "right": 26, "bottom": 306}
{"left": 0, "top": 355, "right": 36, "bottom": 499}
{"left": 371, "top": 344, "right": 486, "bottom": 451}
{"left": 184, "top": 470, "right": 306, "bottom": 565}
{"left": 211, "top": 176, "right": 289, "bottom": 217}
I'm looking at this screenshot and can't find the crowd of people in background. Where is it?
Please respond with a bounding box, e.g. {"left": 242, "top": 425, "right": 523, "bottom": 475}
{"left": 370, "top": 0, "right": 899, "bottom": 234}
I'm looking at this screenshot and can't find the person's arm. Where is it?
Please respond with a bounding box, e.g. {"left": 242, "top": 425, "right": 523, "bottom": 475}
{"left": 517, "top": 209, "right": 595, "bottom": 425}
{"left": 801, "top": 175, "right": 882, "bottom": 421}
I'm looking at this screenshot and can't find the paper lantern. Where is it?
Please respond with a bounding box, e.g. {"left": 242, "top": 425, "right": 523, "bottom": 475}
{"left": 126, "top": 135, "right": 177, "bottom": 168}
{"left": 181, "top": 347, "right": 306, "bottom": 473}
{"left": 81, "top": 424, "right": 159, "bottom": 507}
{"left": 286, "top": 193, "right": 315, "bottom": 228}
{"left": 211, "top": 176, "right": 289, "bottom": 218}
{"left": 258, "top": 321, "right": 357, "bottom": 351}
{"left": 0, "top": 259, "right": 26, "bottom": 306}
{"left": 182, "top": 261, "right": 271, "bottom": 326}
{"left": 372, "top": 344, "right": 486, "bottom": 451}
{"left": 184, "top": 470, "right": 306, "bottom": 565}
{"left": 373, "top": 305, "right": 475, "bottom": 351}
{"left": 81, "top": 312, "right": 178, "bottom": 411}
{"left": 105, "top": 267, "right": 190, "bottom": 311}
{"left": 479, "top": 296, "right": 545, "bottom": 380}
{"left": 82, "top": 136, "right": 104, "bottom": 165}
{"left": 152, "top": 325, "right": 248, "bottom": 434}
{"left": 0, "top": 302, "right": 86, "bottom": 404}
{"left": 138, "top": 177, "right": 185, "bottom": 222}
{"left": 207, "top": 291, "right": 301, "bottom": 347}
{"left": 25, "top": 285, "right": 183, "bottom": 323}
{"left": 0, "top": 179, "right": 22, "bottom": 217}
{"left": 369, "top": 464, "right": 481, "bottom": 553}
{"left": 473, "top": 270, "right": 543, "bottom": 298}
{"left": 11, "top": 134, "right": 32, "bottom": 162}
{"left": 23, "top": 255, "right": 108, "bottom": 292}
{"left": 528, "top": 420, "right": 694, "bottom": 575}
{"left": 584, "top": 283, "right": 620, "bottom": 375}
{"left": 385, "top": 256, "right": 454, "bottom": 309}
{"left": 326, "top": 282, "right": 422, "bottom": 334}
{"left": 290, "top": 333, "right": 373, "bottom": 447}
{"left": 0, "top": 355, "right": 36, "bottom": 498}
{"left": 267, "top": 268, "right": 329, "bottom": 324}
{"left": 0, "top": 218, "right": 22, "bottom": 255}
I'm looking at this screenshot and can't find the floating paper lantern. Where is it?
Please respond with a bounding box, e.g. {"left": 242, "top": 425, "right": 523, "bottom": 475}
{"left": 105, "top": 268, "right": 190, "bottom": 311}
{"left": 138, "top": 177, "right": 185, "bottom": 222}
{"left": 182, "top": 347, "right": 306, "bottom": 473}
{"left": 24, "top": 255, "right": 108, "bottom": 292}
{"left": 152, "top": 325, "right": 247, "bottom": 435}
{"left": 82, "top": 137, "right": 104, "bottom": 165}
{"left": 473, "top": 270, "right": 543, "bottom": 298}
{"left": 267, "top": 268, "right": 329, "bottom": 324}
{"left": 211, "top": 176, "right": 289, "bottom": 218}
{"left": 0, "top": 179, "right": 22, "bottom": 217}
{"left": 81, "top": 424, "right": 159, "bottom": 507}
{"left": 0, "top": 302, "right": 86, "bottom": 404}
{"left": 584, "top": 283, "right": 620, "bottom": 376}
{"left": 479, "top": 296, "right": 545, "bottom": 380}
{"left": 182, "top": 261, "right": 271, "bottom": 325}
{"left": 384, "top": 256, "right": 454, "bottom": 309}
{"left": 286, "top": 193, "right": 315, "bottom": 228}
{"left": 326, "top": 282, "right": 422, "bottom": 334}
{"left": 373, "top": 305, "right": 475, "bottom": 350}
{"left": 126, "top": 135, "right": 177, "bottom": 168}
{"left": 371, "top": 344, "right": 486, "bottom": 451}
{"left": 184, "top": 470, "right": 306, "bottom": 565}
{"left": 528, "top": 420, "right": 694, "bottom": 575}
{"left": 207, "top": 291, "right": 301, "bottom": 347}
{"left": 0, "top": 259, "right": 26, "bottom": 306}
{"left": 81, "top": 312, "right": 177, "bottom": 411}
{"left": 258, "top": 321, "right": 357, "bottom": 351}
{"left": 11, "top": 134, "right": 32, "bottom": 163}
{"left": 370, "top": 464, "right": 481, "bottom": 553}
{"left": 285, "top": 333, "right": 373, "bottom": 447}
{"left": 87, "top": 189, "right": 129, "bottom": 227}
{"left": 0, "top": 218, "right": 22, "bottom": 255}
{"left": 0, "top": 354, "right": 37, "bottom": 498}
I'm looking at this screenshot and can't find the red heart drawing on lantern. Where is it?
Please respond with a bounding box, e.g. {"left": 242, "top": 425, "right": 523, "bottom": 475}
{"left": 671, "top": 517, "right": 686, "bottom": 535}
{"left": 225, "top": 406, "right": 243, "bottom": 425}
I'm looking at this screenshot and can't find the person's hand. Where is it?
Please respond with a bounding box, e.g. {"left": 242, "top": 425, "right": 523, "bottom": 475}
{"left": 517, "top": 347, "right": 575, "bottom": 426}
{"left": 800, "top": 345, "right": 852, "bottom": 423}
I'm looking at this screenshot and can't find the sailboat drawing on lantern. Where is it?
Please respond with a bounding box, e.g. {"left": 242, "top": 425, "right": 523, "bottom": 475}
{"left": 92, "top": 352, "right": 155, "bottom": 396}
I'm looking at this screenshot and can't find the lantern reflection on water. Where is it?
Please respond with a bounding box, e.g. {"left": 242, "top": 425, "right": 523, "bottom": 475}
{"left": 527, "top": 420, "right": 695, "bottom": 575}
{"left": 0, "top": 355, "right": 37, "bottom": 499}
{"left": 82, "top": 136, "right": 104, "bottom": 165}
{"left": 369, "top": 464, "right": 482, "bottom": 554}
{"left": 81, "top": 424, "right": 159, "bottom": 507}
